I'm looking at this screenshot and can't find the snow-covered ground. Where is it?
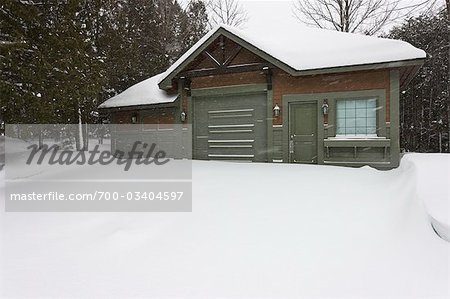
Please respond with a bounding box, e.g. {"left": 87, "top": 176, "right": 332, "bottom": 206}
{"left": 405, "top": 154, "right": 450, "bottom": 242}
{"left": 0, "top": 153, "right": 449, "bottom": 298}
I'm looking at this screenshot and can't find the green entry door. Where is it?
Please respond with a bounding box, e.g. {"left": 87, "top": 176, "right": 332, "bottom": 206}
{"left": 289, "top": 102, "right": 318, "bottom": 163}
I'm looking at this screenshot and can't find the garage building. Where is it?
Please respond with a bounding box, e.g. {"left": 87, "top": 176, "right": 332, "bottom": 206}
{"left": 99, "top": 24, "right": 426, "bottom": 168}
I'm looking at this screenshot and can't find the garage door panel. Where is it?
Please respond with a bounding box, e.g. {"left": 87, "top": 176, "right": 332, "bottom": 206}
{"left": 193, "top": 92, "right": 267, "bottom": 162}
{"left": 207, "top": 119, "right": 257, "bottom": 128}
{"left": 208, "top": 112, "right": 256, "bottom": 127}
{"left": 208, "top": 130, "right": 255, "bottom": 138}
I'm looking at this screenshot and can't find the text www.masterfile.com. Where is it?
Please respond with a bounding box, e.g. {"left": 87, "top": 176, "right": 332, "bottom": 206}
{"left": 9, "top": 191, "right": 185, "bottom": 201}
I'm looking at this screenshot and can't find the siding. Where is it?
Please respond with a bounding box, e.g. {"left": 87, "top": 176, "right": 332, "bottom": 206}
{"left": 271, "top": 69, "right": 391, "bottom": 125}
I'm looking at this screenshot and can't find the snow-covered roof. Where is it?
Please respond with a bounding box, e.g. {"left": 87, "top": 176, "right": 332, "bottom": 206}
{"left": 98, "top": 73, "right": 178, "bottom": 109}
{"left": 101, "top": 23, "right": 426, "bottom": 109}
{"left": 159, "top": 24, "right": 426, "bottom": 88}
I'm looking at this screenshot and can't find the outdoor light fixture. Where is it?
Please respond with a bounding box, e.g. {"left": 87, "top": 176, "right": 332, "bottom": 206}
{"left": 321, "top": 100, "right": 329, "bottom": 115}
{"left": 131, "top": 113, "right": 138, "bottom": 124}
{"left": 180, "top": 110, "right": 187, "bottom": 122}
{"left": 273, "top": 104, "right": 281, "bottom": 117}
{"left": 182, "top": 77, "right": 191, "bottom": 92}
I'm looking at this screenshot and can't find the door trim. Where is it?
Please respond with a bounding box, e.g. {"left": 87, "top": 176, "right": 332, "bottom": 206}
{"left": 282, "top": 95, "right": 324, "bottom": 164}
{"left": 288, "top": 101, "right": 318, "bottom": 163}
{"left": 190, "top": 84, "right": 267, "bottom": 97}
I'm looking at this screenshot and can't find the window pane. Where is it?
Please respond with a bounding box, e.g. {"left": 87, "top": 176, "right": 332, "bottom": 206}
{"left": 356, "top": 117, "right": 366, "bottom": 127}
{"left": 346, "top": 108, "right": 356, "bottom": 118}
{"left": 356, "top": 127, "right": 367, "bottom": 135}
{"left": 345, "top": 118, "right": 355, "bottom": 128}
{"left": 367, "top": 117, "right": 376, "bottom": 127}
{"left": 367, "top": 127, "right": 377, "bottom": 134}
{"left": 336, "top": 98, "right": 378, "bottom": 137}
{"left": 346, "top": 127, "right": 356, "bottom": 135}
{"left": 367, "top": 98, "right": 377, "bottom": 108}
{"left": 355, "top": 108, "right": 366, "bottom": 118}
{"left": 356, "top": 100, "right": 366, "bottom": 109}
{"left": 346, "top": 100, "right": 356, "bottom": 108}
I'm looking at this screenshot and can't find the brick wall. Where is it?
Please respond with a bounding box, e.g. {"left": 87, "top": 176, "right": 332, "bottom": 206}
{"left": 187, "top": 68, "right": 391, "bottom": 126}
{"left": 191, "top": 71, "right": 266, "bottom": 89}
{"left": 271, "top": 69, "right": 391, "bottom": 125}
{"left": 112, "top": 108, "right": 176, "bottom": 126}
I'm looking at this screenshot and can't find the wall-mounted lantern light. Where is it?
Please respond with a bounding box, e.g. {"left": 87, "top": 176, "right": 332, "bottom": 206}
{"left": 131, "top": 113, "right": 138, "bottom": 124}
{"left": 180, "top": 110, "right": 187, "bottom": 122}
{"left": 273, "top": 104, "right": 281, "bottom": 117}
{"left": 182, "top": 77, "right": 192, "bottom": 96}
{"left": 321, "top": 99, "right": 329, "bottom": 116}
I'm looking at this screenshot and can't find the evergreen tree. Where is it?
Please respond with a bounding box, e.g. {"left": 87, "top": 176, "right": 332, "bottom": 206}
{"left": 0, "top": 0, "right": 52, "bottom": 124}
{"left": 1, "top": 0, "right": 105, "bottom": 125}
{"left": 181, "top": 0, "right": 208, "bottom": 52}
{"left": 1, "top": 0, "right": 209, "bottom": 126}
{"left": 389, "top": 9, "right": 449, "bottom": 152}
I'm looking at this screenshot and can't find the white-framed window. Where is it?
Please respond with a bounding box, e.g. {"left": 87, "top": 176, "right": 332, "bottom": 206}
{"left": 336, "top": 98, "right": 377, "bottom": 137}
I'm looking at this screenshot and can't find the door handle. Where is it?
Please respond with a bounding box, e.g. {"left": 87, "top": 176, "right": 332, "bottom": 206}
{"left": 289, "top": 140, "right": 294, "bottom": 154}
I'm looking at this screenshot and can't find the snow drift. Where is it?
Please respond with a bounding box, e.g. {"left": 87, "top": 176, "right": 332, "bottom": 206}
{"left": 405, "top": 154, "right": 450, "bottom": 242}
{"left": 0, "top": 153, "right": 449, "bottom": 298}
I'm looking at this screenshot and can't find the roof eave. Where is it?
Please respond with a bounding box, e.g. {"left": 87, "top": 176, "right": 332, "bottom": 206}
{"left": 98, "top": 97, "right": 179, "bottom": 111}
{"left": 291, "top": 57, "right": 426, "bottom": 77}
{"left": 158, "top": 26, "right": 297, "bottom": 90}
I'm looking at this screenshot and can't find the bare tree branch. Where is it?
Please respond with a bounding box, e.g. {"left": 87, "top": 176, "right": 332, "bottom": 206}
{"left": 292, "top": 0, "right": 440, "bottom": 35}
{"left": 206, "top": 0, "right": 248, "bottom": 28}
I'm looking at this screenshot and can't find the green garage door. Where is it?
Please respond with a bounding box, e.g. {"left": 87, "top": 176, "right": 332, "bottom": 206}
{"left": 193, "top": 92, "right": 267, "bottom": 162}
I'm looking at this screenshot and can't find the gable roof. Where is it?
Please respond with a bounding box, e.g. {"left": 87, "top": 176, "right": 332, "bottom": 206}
{"left": 100, "top": 24, "right": 426, "bottom": 109}
{"left": 158, "top": 24, "right": 426, "bottom": 89}
{"left": 98, "top": 73, "right": 178, "bottom": 109}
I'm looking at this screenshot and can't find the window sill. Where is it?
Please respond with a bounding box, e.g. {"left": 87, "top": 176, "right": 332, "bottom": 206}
{"left": 329, "top": 135, "right": 385, "bottom": 140}
{"left": 324, "top": 137, "right": 390, "bottom": 148}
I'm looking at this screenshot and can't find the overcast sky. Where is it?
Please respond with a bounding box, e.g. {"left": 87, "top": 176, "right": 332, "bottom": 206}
{"left": 240, "top": 0, "right": 298, "bottom": 30}
{"left": 237, "top": 0, "right": 443, "bottom": 34}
